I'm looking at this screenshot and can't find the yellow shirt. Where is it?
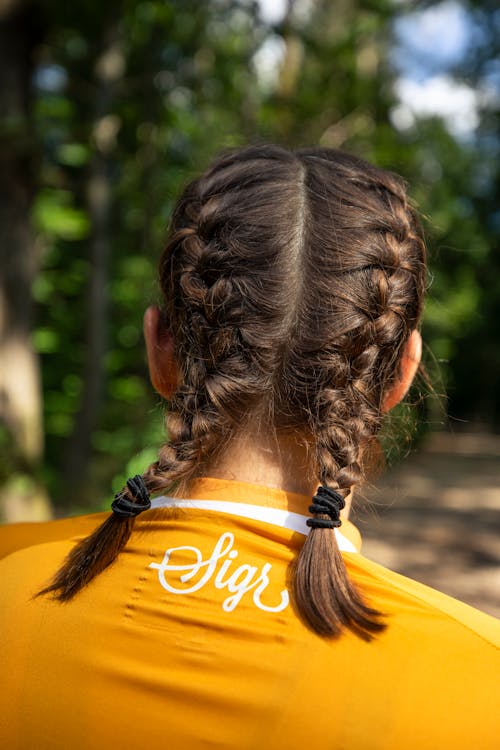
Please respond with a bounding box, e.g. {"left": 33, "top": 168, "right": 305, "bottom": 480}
{"left": 0, "top": 478, "right": 498, "bottom": 749}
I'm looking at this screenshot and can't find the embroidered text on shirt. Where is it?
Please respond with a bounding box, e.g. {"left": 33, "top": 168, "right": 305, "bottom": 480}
{"left": 149, "top": 531, "right": 289, "bottom": 613}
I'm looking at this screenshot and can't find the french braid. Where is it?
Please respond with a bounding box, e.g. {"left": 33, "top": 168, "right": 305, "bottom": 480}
{"left": 292, "top": 149, "right": 425, "bottom": 636}
{"left": 40, "top": 145, "right": 426, "bottom": 641}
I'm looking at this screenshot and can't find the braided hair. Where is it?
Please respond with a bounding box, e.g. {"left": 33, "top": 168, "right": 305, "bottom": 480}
{"left": 39, "top": 145, "right": 426, "bottom": 638}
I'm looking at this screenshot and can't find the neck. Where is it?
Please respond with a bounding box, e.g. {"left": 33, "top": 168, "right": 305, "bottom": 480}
{"left": 204, "top": 427, "right": 352, "bottom": 518}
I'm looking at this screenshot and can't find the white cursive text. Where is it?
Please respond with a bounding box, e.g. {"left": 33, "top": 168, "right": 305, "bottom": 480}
{"left": 149, "top": 532, "right": 289, "bottom": 613}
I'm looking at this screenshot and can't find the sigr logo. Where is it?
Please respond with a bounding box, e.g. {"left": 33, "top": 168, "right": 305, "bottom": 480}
{"left": 149, "top": 531, "right": 289, "bottom": 613}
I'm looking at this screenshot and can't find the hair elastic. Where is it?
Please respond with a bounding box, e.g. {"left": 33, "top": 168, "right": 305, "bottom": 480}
{"left": 111, "top": 475, "right": 151, "bottom": 518}
{"left": 306, "top": 485, "right": 346, "bottom": 530}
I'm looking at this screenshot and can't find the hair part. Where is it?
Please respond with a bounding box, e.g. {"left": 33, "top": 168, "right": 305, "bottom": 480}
{"left": 39, "top": 145, "right": 426, "bottom": 639}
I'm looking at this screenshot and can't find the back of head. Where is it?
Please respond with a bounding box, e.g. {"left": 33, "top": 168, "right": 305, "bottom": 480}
{"left": 41, "top": 144, "right": 427, "bottom": 639}
{"left": 159, "top": 145, "right": 425, "bottom": 488}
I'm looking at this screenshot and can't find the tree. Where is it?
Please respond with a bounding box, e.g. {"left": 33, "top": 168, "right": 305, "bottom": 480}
{"left": 2, "top": 0, "right": 499, "bottom": 519}
{"left": 0, "top": 0, "right": 51, "bottom": 520}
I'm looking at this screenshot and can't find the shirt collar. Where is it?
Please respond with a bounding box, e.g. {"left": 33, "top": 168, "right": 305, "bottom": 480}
{"left": 151, "top": 476, "right": 362, "bottom": 553}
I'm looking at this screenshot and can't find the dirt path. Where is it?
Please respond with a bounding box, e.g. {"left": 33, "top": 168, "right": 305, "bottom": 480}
{"left": 351, "top": 432, "right": 500, "bottom": 618}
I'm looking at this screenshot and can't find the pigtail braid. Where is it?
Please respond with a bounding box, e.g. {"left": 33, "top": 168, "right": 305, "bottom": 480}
{"left": 290, "top": 148, "right": 425, "bottom": 637}
{"left": 39, "top": 161, "right": 281, "bottom": 600}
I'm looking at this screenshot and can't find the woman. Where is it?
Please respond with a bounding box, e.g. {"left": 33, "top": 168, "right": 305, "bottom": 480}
{"left": 0, "top": 145, "right": 498, "bottom": 749}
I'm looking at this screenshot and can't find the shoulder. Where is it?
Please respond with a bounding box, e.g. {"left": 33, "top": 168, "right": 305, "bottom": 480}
{"left": 347, "top": 552, "right": 500, "bottom": 648}
{"left": 328, "top": 553, "right": 500, "bottom": 746}
{"left": 0, "top": 512, "right": 109, "bottom": 561}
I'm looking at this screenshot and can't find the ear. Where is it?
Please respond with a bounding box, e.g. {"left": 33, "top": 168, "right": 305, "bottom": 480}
{"left": 382, "top": 329, "right": 422, "bottom": 412}
{"left": 143, "top": 306, "right": 178, "bottom": 399}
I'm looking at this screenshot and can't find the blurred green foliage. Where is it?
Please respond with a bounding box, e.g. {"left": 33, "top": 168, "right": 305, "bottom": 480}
{"left": 2, "top": 0, "right": 499, "bottom": 512}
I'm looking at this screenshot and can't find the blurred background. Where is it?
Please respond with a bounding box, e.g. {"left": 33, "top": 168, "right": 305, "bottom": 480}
{"left": 1, "top": 0, "right": 499, "bottom": 614}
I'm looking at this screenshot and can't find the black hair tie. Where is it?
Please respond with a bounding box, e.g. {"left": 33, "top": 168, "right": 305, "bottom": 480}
{"left": 306, "top": 485, "right": 346, "bottom": 530}
{"left": 111, "top": 475, "right": 151, "bottom": 519}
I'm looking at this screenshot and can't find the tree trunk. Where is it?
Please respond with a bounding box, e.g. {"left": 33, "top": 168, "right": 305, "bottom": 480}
{"left": 0, "top": 0, "right": 52, "bottom": 521}
{"left": 62, "top": 27, "right": 124, "bottom": 496}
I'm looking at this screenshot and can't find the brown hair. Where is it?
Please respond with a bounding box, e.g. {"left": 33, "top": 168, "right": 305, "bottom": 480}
{"left": 39, "top": 145, "right": 426, "bottom": 638}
